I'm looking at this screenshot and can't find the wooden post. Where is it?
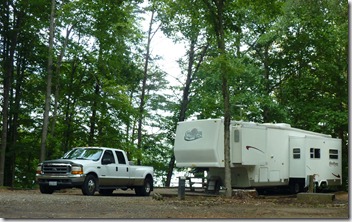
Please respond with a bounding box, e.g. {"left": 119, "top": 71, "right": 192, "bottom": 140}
{"left": 178, "top": 177, "right": 186, "bottom": 200}
{"left": 308, "top": 175, "right": 314, "bottom": 193}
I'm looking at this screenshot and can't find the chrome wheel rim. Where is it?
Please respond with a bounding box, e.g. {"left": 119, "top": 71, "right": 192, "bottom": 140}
{"left": 88, "top": 179, "right": 95, "bottom": 193}
{"left": 145, "top": 182, "right": 151, "bottom": 193}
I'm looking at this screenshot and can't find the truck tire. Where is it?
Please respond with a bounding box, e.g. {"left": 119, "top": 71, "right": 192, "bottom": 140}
{"left": 82, "top": 174, "right": 97, "bottom": 196}
{"left": 39, "top": 185, "right": 55, "bottom": 194}
{"left": 135, "top": 177, "right": 152, "bottom": 196}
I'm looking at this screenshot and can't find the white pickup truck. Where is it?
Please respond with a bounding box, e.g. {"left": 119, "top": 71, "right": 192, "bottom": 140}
{"left": 35, "top": 147, "right": 154, "bottom": 196}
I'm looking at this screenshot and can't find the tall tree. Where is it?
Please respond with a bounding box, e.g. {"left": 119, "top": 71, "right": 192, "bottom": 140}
{"left": 275, "top": 0, "right": 348, "bottom": 189}
{"left": 156, "top": 0, "right": 210, "bottom": 186}
{"left": 203, "top": 0, "right": 232, "bottom": 197}
{"left": 0, "top": 0, "right": 24, "bottom": 186}
{"left": 40, "top": 0, "right": 56, "bottom": 162}
{"left": 137, "top": 6, "right": 160, "bottom": 165}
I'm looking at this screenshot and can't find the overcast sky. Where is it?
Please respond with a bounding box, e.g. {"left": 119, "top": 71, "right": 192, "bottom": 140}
{"left": 140, "top": 2, "right": 186, "bottom": 87}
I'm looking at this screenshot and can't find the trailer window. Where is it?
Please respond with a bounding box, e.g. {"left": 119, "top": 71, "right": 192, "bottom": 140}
{"left": 310, "top": 148, "right": 320, "bottom": 159}
{"left": 234, "top": 130, "right": 240, "bottom": 142}
{"left": 293, "top": 148, "right": 300, "bottom": 159}
{"left": 329, "top": 149, "right": 338, "bottom": 159}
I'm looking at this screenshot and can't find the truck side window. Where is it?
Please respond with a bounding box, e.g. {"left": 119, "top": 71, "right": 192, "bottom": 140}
{"left": 115, "top": 151, "right": 126, "bottom": 164}
{"left": 102, "top": 150, "right": 115, "bottom": 164}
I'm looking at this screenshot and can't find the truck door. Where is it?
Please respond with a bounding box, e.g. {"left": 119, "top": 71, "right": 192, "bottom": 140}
{"left": 100, "top": 150, "right": 118, "bottom": 186}
{"left": 114, "top": 150, "right": 130, "bottom": 186}
{"left": 289, "top": 137, "right": 306, "bottom": 178}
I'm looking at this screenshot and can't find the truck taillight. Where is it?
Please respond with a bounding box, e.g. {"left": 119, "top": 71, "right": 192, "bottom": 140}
{"left": 71, "top": 166, "right": 83, "bottom": 175}
{"left": 36, "top": 164, "right": 42, "bottom": 174}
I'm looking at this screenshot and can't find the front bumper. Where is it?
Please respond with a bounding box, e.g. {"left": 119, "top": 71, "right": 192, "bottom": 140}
{"left": 36, "top": 174, "right": 86, "bottom": 188}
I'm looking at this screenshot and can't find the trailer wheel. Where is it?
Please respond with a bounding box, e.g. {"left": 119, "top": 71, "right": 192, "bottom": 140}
{"left": 206, "top": 178, "right": 221, "bottom": 194}
{"left": 289, "top": 182, "right": 301, "bottom": 194}
{"left": 256, "top": 188, "right": 267, "bottom": 195}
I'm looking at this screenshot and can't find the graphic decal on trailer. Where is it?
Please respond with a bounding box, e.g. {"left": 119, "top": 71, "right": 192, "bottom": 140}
{"left": 184, "top": 128, "right": 202, "bottom": 141}
{"left": 332, "top": 173, "right": 341, "bottom": 178}
{"left": 245, "top": 146, "right": 264, "bottom": 154}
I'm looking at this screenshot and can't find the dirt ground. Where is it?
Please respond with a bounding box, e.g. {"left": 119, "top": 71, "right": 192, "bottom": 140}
{"left": 0, "top": 187, "right": 349, "bottom": 219}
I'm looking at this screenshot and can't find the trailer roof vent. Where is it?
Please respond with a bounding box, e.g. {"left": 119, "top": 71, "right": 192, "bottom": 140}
{"left": 275, "top": 123, "right": 291, "bottom": 128}
{"left": 262, "top": 123, "right": 291, "bottom": 128}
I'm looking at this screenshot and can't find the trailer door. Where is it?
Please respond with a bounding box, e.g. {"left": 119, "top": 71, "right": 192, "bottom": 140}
{"left": 231, "top": 126, "right": 242, "bottom": 163}
{"left": 289, "top": 137, "right": 306, "bottom": 178}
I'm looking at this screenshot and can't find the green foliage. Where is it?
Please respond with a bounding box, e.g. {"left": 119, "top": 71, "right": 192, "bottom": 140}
{"left": 0, "top": 0, "right": 348, "bottom": 188}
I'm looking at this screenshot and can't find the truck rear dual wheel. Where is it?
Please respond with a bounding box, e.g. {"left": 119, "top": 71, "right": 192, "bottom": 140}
{"left": 135, "top": 178, "right": 152, "bottom": 196}
{"left": 82, "top": 174, "right": 97, "bottom": 196}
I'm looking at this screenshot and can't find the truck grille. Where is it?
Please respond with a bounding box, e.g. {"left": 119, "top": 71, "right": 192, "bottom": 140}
{"left": 42, "top": 163, "right": 71, "bottom": 174}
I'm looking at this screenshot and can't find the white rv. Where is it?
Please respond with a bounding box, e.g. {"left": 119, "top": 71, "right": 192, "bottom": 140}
{"left": 174, "top": 119, "right": 342, "bottom": 194}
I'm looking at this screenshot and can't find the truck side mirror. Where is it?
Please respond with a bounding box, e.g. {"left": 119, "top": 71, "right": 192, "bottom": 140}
{"left": 102, "top": 158, "right": 113, "bottom": 165}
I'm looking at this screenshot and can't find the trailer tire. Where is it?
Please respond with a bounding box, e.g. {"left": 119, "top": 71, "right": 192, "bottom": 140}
{"left": 256, "top": 188, "right": 267, "bottom": 195}
{"left": 206, "top": 177, "right": 221, "bottom": 194}
{"left": 289, "top": 182, "right": 301, "bottom": 194}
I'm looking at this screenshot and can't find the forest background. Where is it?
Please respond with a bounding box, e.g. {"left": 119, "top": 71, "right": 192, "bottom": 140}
{"left": 0, "top": 0, "right": 348, "bottom": 191}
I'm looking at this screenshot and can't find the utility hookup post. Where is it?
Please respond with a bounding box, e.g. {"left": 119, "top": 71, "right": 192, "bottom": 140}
{"left": 178, "top": 176, "right": 186, "bottom": 200}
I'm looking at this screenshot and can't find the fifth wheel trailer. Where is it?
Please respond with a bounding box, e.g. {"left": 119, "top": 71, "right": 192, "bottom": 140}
{"left": 174, "top": 119, "right": 342, "bottom": 194}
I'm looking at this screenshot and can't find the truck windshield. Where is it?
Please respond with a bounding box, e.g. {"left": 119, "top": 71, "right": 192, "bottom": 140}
{"left": 62, "top": 148, "right": 103, "bottom": 161}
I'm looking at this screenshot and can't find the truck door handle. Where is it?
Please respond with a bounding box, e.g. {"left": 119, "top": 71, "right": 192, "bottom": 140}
{"left": 116, "top": 167, "right": 118, "bottom": 171}
{"left": 127, "top": 167, "right": 128, "bottom": 172}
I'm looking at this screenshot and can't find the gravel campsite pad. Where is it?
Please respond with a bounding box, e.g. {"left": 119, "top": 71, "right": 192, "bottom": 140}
{"left": 0, "top": 187, "right": 348, "bottom": 219}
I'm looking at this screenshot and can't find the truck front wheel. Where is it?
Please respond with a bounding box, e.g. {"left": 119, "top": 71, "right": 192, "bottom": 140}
{"left": 135, "top": 177, "right": 152, "bottom": 196}
{"left": 39, "top": 185, "right": 55, "bottom": 194}
{"left": 82, "top": 174, "right": 97, "bottom": 196}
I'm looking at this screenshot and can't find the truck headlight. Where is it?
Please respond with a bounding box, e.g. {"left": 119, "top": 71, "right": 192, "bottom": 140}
{"left": 71, "top": 165, "right": 83, "bottom": 175}
{"left": 36, "top": 164, "right": 42, "bottom": 174}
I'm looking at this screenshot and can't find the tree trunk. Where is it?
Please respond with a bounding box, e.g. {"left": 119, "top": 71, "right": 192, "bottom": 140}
{"left": 262, "top": 45, "right": 271, "bottom": 123}
{"left": 89, "top": 82, "right": 100, "bottom": 146}
{"left": 40, "top": 0, "right": 56, "bottom": 162}
{"left": 137, "top": 9, "right": 158, "bottom": 165}
{"left": 0, "top": 0, "right": 20, "bottom": 186}
{"left": 165, "top": 39, "right": 208, "bottom": 187}
{"left": 62, "top": 58, "right": 78, "bottom": 152}
{"left": 213, "top": 0, "right": 232, "bottom": 197}
{"left": 6, "top": 52, "right": 26, "bottom": 187}
{"left": 51, "top": 25, "right": 73, "bottom": 137}
{"left": 165, "top": 39, "right": 195, "bottom": 186}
